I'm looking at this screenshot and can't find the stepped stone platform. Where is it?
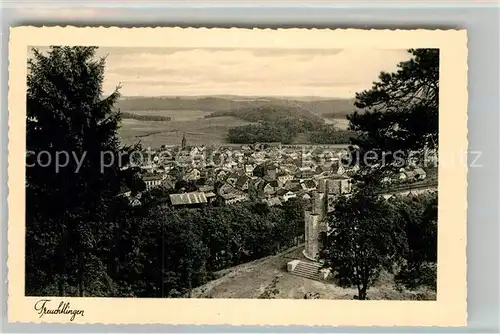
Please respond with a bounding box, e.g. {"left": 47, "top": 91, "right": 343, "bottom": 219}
{"left": 287, "top": 259, "right": 331, "bottom": 281}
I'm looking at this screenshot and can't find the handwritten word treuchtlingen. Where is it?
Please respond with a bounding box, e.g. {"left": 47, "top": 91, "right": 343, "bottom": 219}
{"left": 34, "top": 299, "right": 85, "bottom": 321}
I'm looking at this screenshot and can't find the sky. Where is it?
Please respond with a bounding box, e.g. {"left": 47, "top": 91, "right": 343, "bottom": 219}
{"left": 31, "top": 47, "right": 412, "bottom": 98}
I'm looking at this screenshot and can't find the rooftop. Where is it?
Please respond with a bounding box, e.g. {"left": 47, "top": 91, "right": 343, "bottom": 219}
{"left": 143, "top": 174, "right": 163, "bottom": 181}
{"left": 169, "top": 192, "right": 207, "bottom": 206}
{"left": 322, "top": 174, "right": 350, "bottom": 180}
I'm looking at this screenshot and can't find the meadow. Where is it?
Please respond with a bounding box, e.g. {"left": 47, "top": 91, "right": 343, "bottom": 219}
{"left": 118, "top": 113, "right": 255, "bottom": 148}
{"left": 325, "top": 118, "right": 350, "bottom": 129}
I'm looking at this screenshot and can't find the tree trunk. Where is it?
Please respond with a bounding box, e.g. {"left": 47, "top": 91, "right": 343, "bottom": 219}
{"left": 161, "top": 222, "right": 165, "bottom": 298}
{"left": 359, "top": 286, "right": 367, "bottom": 300}
{"left": 58, "top": 281, "right": 65, "bottom": 297}
{"left": 78, "top": 251, "right": 85, "bottom": 297}
{"left": 59, "top": 224, "right": 67, "bottom": 297}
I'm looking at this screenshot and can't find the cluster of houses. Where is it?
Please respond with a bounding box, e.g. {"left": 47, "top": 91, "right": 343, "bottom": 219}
{"left": 119, "top": 138, "right": 428, "bottom": 208}
{"left": 380, "top": 166, "right": 428, "bottom": 184}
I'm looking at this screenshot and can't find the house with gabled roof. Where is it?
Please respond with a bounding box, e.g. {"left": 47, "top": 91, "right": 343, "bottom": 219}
{"left": 176, "top": 153, "right": 194, "bottom": 167}
{"left": 263, "top": 175, "right": 276, "bottom": 183}
{"left": 285, "top": 179, "right": 302, "bottom": 192}
{"left": 281, "top": 191, "right": 297, "bottom": 202}
{"left": 301, "top": 193, "right": 311, "bottom": 200}
{"left": 301, "top": 179, "right": 317, "bottom": 191}
{"left": 198, "top": 184, "right": 214, "bottom": 193}
{"left": 401, "top": 170, "right": 417, "bottom": 181}
{"left": 266, "top": 166, "right": 278, "bottom": 180}
{"left": 257, "top": 181, "right": 276, "bottom": 198}
{"left": 250, "top": 177, "right": 265, "bottom": 191}
{"left": 295, "top": 167, "right": 315, "bottom": 179}
{"left": 183, "top": 168, "right": 201, "bottom": 181}
{"left": 413, "top": 167, "right": 427, "bottom": 180}
{"left": 281, "top": 164, "right": 298, "bottom": 174}
{"left": 266, "top": 179, "right": 279, "bottom": 190}
{"left": 218, "top": 183, "right": 237, "bottom": 196}
{"left": 130, "top": 198, "right": 142, "bottom": 207}
{"left": 315, "top": 165, "right": 328, "bottom": 174}
{"left": 235, "top": 175, "right": 251, "bottom": 191}
{"left": 204, "top": 191, "right": 217, "bottom": 203}
{"left": 277, "top": 172, "right": 294, "bottom": 187}
{"left": 264, "top": 197, "right": 282, "bottom": 207}
{"left": 276, "top": 188, "right": 289, "bottom": 197}
{"left": 345, "top": 164, "right": 359, "bottom": 175}
{"left": 226, "top": 171, "right": 240, "bottom": 186}
{"left": 331, "top": 159, "right": 346, "bottom": 175}
{"left": 223, "top": 161, "right": 238, "bottom": 170}
{"left": 117, "top": 184, "right": 131, "bottom": 198}
{"left": 317, "top": 175, "right": 352, "bottom": 195}
{"left": 221, "top": 192, "right": 248, "bottom": 205}
{"left": 244, "top": 164, "right": 255, "bottom": 177}
{"left": 143, "top": 174, "right": 163, "bottom": 190}
{"left": 161, "top": 177, "right": 176, "bottom": 190}
{"left": 248, "top": 176, "right": 273, "bottom": 197}
{"left": 216, "top": 169, "right": 230, "bottom": 182}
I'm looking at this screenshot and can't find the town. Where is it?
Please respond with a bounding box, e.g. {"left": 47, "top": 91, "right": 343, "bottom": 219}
{"left": 118, "top": 134, "right": 435, "bottom": 209}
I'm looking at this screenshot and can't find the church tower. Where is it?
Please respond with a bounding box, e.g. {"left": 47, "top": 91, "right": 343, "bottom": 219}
{"left": 181, "top": 133, "right": 187, "bottom": 150}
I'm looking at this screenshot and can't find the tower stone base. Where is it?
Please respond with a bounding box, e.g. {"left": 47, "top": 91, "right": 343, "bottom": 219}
{"left": 303, "top": 191, "right": 327, "bottom": 261}
{"left": 304, "top": 212, "right": 321, "bottom": 260}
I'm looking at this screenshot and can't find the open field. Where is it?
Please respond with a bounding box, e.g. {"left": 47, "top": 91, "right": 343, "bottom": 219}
{"left": 118, "top": 116, "right": 255, "bottom": 147}
{"left": 325, "top": 117, "right": 349, "bottom": 129}
{"left": 191, "top": 247, "right": 436, "bottom": 300}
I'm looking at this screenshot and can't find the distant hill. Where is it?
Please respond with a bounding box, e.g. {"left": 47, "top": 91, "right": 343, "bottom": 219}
{"left": 116, "top": 96, "right": 359, "bottom": 118}
{"left": 205, "top": 104, "right": 324, "bottom": 124}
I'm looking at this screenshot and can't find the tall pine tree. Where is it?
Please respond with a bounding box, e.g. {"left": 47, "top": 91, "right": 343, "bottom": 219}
{"left": 26, "top": 46, "right": 122, "bottom": 296}
{"left": 347, "top": 49, "right": 439, "bottom": 185}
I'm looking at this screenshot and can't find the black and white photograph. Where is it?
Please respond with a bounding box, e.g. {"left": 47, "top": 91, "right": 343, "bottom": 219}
{"left": 8, "top": 27, "right": 468, "bottom": 326}
{"left": 24, "top": 44, "right": 439, "bottom": 301}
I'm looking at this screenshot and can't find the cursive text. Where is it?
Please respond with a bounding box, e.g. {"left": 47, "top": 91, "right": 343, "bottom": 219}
{"left": 34, "top": 299, "right": 85, "bottom": 321}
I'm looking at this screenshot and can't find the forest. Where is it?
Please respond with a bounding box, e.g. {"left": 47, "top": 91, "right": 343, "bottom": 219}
{"left": 27, "top": 189, "right": 306, "bottom": 297}
{"left": 309, "top": 125, "right": 360, "bottom": 144}
{"left": 219, "top": 106, "right": 357, "bottom": 144}
{"left": 205, "top": 105, "right": 325, "bottom": 125}
{"left": 121, "top": 111, "right": 172, "bottom": 122}
{"left": 227, "top": 121, "right": 359, "bottom": 145}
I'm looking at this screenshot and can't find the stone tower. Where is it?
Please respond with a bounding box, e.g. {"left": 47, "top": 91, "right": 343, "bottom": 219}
{"left": 303, "top": 176, "right": 351, "bottom": 261}
{"left": 303, "top": 189, "right": 328, "bottom": 261}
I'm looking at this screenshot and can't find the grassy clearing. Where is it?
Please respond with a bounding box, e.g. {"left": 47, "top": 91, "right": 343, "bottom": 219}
{"left": 191, "top": 247, "right": 436, "bottom": 300}
{"left": 324, "top": 118, "right": 350, "bottom": 130}
{"left": 118, "top": 116, "right": 255, "bottom": 148}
